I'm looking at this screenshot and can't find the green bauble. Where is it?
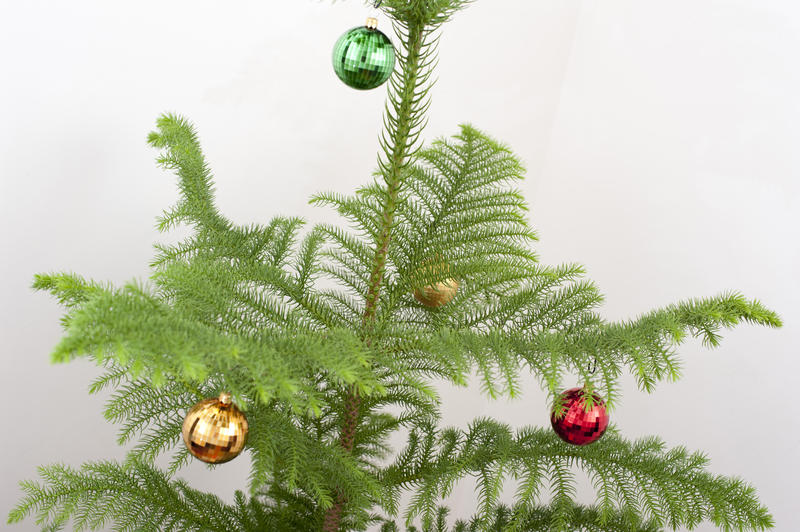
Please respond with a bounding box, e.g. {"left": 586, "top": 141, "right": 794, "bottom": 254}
{"left": 332, "top": 25, "right": 395, "bottom": 90}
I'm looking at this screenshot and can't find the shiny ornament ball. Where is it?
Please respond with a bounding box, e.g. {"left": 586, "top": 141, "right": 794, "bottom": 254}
{"left": 550, "top": 387, "right": 609, "bottom": 446}
{"left": 182, "top": 392, "right": 248, "bottom": 464}
{"left": 413, "top": 260, "right": 459, "bottom": 308}
{"left": 332, "top": 24, "right": 395, "bottom": 90}
{"left": 413, "top": 279, "right": 459, "bottom": 308}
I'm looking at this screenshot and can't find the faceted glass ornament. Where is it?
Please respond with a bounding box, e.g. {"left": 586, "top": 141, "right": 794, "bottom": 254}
{"left": 414, "top": 279, "right": 459, "bottom": 308}
{"left": 412, "top": 260, "right": 459, "bottom": 308}
{"left": 332, "top": 25, "right": 395, "bottom": 90}
{"left": 182, "top": 392, "right": 248, "bottom": 464}
{"left": 550, "top": 387, "right": 609, "bottom": 446}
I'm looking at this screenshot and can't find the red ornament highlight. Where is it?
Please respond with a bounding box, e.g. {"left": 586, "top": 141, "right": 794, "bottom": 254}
{"left": 550, "top": 387, "right": 609, "bottom": 446}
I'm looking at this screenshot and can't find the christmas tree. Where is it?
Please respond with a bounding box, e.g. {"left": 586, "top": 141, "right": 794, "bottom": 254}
{"left": 8, "top": 1, "right": 782, "bottom": 531}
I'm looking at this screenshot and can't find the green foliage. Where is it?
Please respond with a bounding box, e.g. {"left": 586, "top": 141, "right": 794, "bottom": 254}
{"left": 377, "top": 502, "right": 663, "bottom": 532}
{"left": 380, "top": 421, "right": 773, "bottom": 531}
{"left": 10, "top": 1, "right": 780, "bottom": 531}
{"left": 7, "top": 459, "right": 319, "bottom": 532}
{"left": 36, "top": 271, "right": 382, "bottom": 414}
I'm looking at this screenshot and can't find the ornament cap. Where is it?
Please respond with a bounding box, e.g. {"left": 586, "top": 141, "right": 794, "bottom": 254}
{"left": 365, "top": 17, "right": 378, "bottom": 30}
{"left": 218, "top": 392, "right": 232, "bottom": 405}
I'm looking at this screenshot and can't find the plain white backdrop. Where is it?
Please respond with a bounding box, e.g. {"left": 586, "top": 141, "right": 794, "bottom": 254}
{"left": 1, "top": 0, "right": 798, "bottom": 530}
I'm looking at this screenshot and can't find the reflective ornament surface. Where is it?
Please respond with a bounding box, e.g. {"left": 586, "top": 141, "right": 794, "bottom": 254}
{"left": 182, "top": 392, "right": 248, "bottom": 464}
{"left": 413, "top": 260, "right": 459, "bottom": 308}
{"left": 332, "top": 24, "right": 395, "bottom": 90}
{"left": 414, "top": 279, "right": 459, "bottom": 308}
{"left": 550, "top": 387, "right": 609, "bottom": 446}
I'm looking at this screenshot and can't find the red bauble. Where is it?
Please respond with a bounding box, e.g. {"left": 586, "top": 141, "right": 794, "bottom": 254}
{"left": 550, "top": 387, "right": 609, "bottom": 445}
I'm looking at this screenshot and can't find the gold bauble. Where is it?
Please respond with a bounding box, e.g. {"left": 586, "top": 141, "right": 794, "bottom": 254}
{"left": 413, "top": 278, "right": 459, "bottom": 308}
{"left": 182, "top": 392, "right": 248, "bottom": 464}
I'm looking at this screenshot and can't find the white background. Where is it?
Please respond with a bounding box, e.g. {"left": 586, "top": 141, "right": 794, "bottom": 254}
{"left": 1, "top": 0, "right": 798, "bottom": 530}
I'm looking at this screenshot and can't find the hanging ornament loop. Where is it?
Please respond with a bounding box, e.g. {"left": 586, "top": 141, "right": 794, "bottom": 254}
{"left": 368, "top": 0, "right": 384, "bottom": 23}
{"left": 581, "top": 357, "right": 598, "bottom": 390}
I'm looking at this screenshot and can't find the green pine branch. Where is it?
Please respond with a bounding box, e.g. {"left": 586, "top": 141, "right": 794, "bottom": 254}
{"left": 381, "top": 420, "right": 773, "bottom": 532}
{"left": 35, "top": 273, "right": 383, "bottom": 415}
{"left": 246, "top": 403, "right": 382, "bottom": 514}
{"left": 377, "top": 502, "right": 663, "bottom": 532}
{"left": 8, "top": 459, "right": 247, "bottom": 532}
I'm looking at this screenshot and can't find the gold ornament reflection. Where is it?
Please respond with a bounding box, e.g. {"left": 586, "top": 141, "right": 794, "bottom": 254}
{"left": 413, "top": 278, "right": 459, "bottom": 308}
{"left": 181, "top": 392, "right": 248, "bottom": 464}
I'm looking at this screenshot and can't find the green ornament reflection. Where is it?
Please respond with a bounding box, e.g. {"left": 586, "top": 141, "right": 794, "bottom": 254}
{"left": 332, "top": 26, "right": 395, "bottom": 90}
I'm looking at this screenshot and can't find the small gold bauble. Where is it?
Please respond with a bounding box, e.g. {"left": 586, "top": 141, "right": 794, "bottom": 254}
{"left": 413, "top": 278, "right": 459, "bottom": 308}
{"left": 182, "top": 392, "right": 248, "bottom": 464}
